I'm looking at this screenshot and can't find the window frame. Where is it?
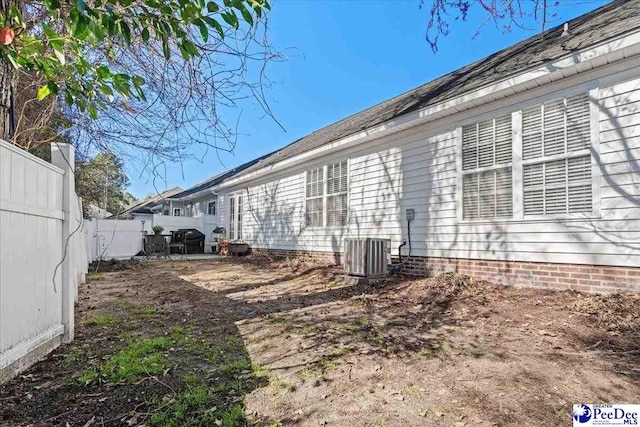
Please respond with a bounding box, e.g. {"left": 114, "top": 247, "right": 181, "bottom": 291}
{"left": 460, "top": 114, "right": 514, "bottom": 220}
{"left": 456, "top": 85, "right": 601, "bottom": 223}
{"left": 304, "top": 159, "right": 350, "bottom": 228}
{"left": 228, "top": 192, "right": 244, "bottom": 240}
{"left": 173, "top": 208, "right": 181, "bottom": 217}
{"left": 207, "top": 200, "right": 216, "bottom": 216}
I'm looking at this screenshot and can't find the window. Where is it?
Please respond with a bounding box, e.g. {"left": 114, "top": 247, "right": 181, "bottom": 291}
{"left": 229, "top": 193, "right": 243, "bottom": 240}
{"left": 305, "top": 167, "right": 324, "bottom": 227}
{"left": 173, "top": 208, "right": 181, "bottom": 216}
{"left": 522, "top": 92, "right": 592, "bottom": 215}
{"left": 461, "top": 115, "right": 513, "bottom": 219}
{"left": 207, "top": 200, "right": 216, "bottom": 215}
{"left": 458, "top": 90, "right": 595, "bottom": 221}
{"left": 305, "top": 160, "right": 348, "bottom": 227}
{"left": 326, "top": 161, "right": 348, "bottom": 226}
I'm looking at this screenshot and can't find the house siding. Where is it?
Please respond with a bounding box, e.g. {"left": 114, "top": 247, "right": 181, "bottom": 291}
{"left": 216, "top": 67, "right": 640, "bottom": 290}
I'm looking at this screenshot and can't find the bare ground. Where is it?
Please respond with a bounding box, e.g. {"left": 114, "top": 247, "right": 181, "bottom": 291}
{"left": 1, "top": 257, "right": 638, "bottom": 426}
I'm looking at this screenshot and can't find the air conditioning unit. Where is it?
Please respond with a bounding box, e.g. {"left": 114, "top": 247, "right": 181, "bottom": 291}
{"left": 343, "top": 238, "right": 391, "bottom": 278}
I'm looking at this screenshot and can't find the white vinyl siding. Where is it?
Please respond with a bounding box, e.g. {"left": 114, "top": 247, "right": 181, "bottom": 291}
{"left": 225, "top": 72, "right": 640, "bottom": 268}
{"left": 522, "top": 93, "right": 593, "bottom": 215}
{"left": 461, "top": 115, "right": 513, "bottom": 219}
{"left": 305, "top": 160, "right": 348, "bottom": 227}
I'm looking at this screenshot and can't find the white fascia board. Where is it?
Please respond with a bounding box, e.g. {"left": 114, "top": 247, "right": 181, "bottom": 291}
{"left": 216, "top": 29, "right": 640, "bottom": 190}
{"left": 168, "top": 187, "right": 216, "bottom": 202}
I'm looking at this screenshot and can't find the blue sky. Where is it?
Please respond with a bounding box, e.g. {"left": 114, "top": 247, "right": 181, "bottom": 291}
{"left": 127, "top": 0, "right": 608, "bottom": 198}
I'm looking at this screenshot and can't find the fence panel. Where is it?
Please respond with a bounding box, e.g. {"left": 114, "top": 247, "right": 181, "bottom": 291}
{"left": 91, "top": 219, "right": 151, "bottom": 259}
{"left": 0, "top": 141, "right": 82, "bottom": 382}
{"left": 153, "top": 214, "right": 203, "bottom": 233}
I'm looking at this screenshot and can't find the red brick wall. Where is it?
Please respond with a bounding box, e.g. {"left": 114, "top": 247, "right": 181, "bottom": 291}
{"left": 253, "top": 248, "right": 639, "bottom": 294}
{"left": 400, "top": 256, "right": 640, "bottom": 294}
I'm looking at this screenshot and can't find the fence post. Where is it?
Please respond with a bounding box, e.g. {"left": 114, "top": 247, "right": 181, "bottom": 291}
{"left": 51, "top": 143, "right": 76, "bottom": 344}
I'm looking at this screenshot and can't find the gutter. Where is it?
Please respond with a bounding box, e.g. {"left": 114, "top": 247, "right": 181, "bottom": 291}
{"left": 167, "top": 187, "right": 217, "bottom": 202}
{"left": 214, "top": 28, "right": 640, "bottom": 191}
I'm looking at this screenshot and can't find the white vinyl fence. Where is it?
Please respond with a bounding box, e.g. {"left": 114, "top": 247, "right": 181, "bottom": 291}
{"left": 85, "top": 214, "right": 215, "bottom": 260}
{"left": 0, "top": 140, "right": 87, "bottom": 382}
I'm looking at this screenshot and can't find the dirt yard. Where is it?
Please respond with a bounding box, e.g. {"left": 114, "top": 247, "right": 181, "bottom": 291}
{"left": 1, "top": 257, "right": 638, "bottom": 426}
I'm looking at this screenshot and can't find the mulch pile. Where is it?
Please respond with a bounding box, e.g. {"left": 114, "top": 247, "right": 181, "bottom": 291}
{"left": 571, "top": 293, "right": 640, "bottom": 332}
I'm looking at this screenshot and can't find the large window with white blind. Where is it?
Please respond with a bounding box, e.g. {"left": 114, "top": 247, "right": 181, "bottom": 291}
{"left": 461, "top": 115, "right": 513, "bottom": 219}
{"left": 521, "top": 92, "right": 592, "bottom": 215}
{"left": 305, "top": 160, "right": 348, "bottom": 227}
{"left": 458, "top": 90, "right": 595, "bottom": 220}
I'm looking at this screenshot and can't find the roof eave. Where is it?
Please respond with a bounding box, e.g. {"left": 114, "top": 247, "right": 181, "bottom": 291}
{"left": 215, "top": 29, "right": 640, "bottom": 191}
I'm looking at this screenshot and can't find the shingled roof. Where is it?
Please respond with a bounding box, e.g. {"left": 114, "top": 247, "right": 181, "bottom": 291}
{"left": 169, "top": 151, "right": 274, "bottom": 199}
{"left": 122, "top": 187, "right": 183, "bottom": 214}
{"left": 229, "top": 0, "right": 640, "bottom": 179}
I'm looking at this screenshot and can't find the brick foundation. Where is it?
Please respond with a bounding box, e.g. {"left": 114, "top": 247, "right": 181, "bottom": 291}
{"left": 400, "top": 256, "right": 640, "bottom": 294}
{"left": 253, "top": 248, "right": 639, "bottom": 294}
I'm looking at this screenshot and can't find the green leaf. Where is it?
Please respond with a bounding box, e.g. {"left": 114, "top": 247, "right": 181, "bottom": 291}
{"left": 240, "top": 7, "right": 253, "bottom": 26}
{"left": 196, "top": 19, "right": 208, "bottom": 42}
{"left": 88, "top": 103, "right": 98, "bottom": 119}
{"left": 113, "top": 74, "right": 130, "bottom": 83}
{"left": 37, "top": 85, "right": 52, "bottom": 101}
{"left": 182, "top": 39, "right": 198, "bottom": 56}
{"left": 37, "top": 82, "right": 58, "bottom": 100}
{"left": 70, "top": 9, "right": 89, "bottom": 39}
{"left": 9, "top": 5, "right": 24, "bottom": 27}
{"left": 96, "top": 65, "right": 111, "bottom": 79}
{"left": 45, "top": 0, "right": 61, "bottom": 12}
{"left": 202, "top": 16, "right": 224, "bottom": 38}
{"left": 88, "top": 19, "right": 105, "bottom": 42}
{"left": 132, "top": 75, "right": 145, "bottom": 87}
{"left": 162, "top": 38, "right": 170, "bottom": 59}
{"left": 179, "top": 43, "right": 191, "bottom": 61}
{"left": 141, "top": 27, "right": 150, "bottom": 42}
{"left": 221, "top": 11, "right": 238, "bottom": 29}
{"left": 120, "top": 21, "right": 131, "bottom": 44}
{"left": 98, "top": 83, "right": 114, "bottom": 102}
{"left": 207, "top": 1, "right": 219, "bottom": 12}
{"left": 64, "top": 91, "right": 73, "bottom": 106}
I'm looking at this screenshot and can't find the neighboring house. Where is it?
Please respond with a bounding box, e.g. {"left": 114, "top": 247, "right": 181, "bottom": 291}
{"left": 162, "top": 153, "right": 273, "bottom": 219}
{"left": 118, "top": 187, "right": 183, "bottom": 220}
{"left": 177, "top": 1, "right": 640, "bottom": 293}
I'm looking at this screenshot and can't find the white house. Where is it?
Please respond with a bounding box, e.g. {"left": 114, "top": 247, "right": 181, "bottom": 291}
{"left": 170, "top": 0, "right": 640, "bottom": 293}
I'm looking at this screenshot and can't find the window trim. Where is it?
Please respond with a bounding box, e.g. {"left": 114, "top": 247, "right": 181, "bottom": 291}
{"left": 173, "top": 208, "right": 181, "bottom": 217}
{"left": 228, "top": 192, "right": 244, "bottom": 240}
{"left": 304, "top": 159, "right": 350, "bottom": 228}
{"left": 207, "top": 200, "right": 216, "bottom": 216}
{"left": 457, "top": 86, "right": 601, "bottom": 223}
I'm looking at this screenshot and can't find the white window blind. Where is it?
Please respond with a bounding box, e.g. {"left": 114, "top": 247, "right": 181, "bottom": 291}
{"left": 326, "top": 160, "right": 348, "bottom": 226}
{"left": 305, "top": 167, "right": 324, "bottom": 227}
{"left": 461, "top": 115, "right": 513, "bottom": 219}
{"left": 305, "top": 160, "right": 349, "bottom": 227}
{"left": 522, "top": 93, "right": 592, "bottom": 215}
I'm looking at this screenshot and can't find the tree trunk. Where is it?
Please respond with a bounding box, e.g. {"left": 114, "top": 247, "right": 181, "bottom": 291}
{"left": 0, "top": 0, "right": 14, "bottom": 142}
